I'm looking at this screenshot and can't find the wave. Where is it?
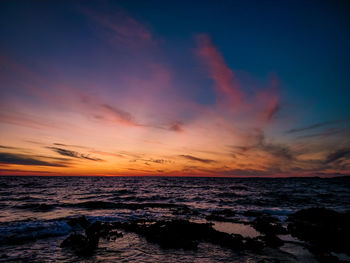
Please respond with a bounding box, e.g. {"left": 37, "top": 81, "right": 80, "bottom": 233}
{"left": 0, "top": 220, "right": 71, "bottom": 245}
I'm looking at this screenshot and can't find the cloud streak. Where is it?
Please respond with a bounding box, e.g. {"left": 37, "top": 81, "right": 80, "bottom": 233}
{"left": 100, "top": 104, "right": 140, "bottom": 127}
{"left": 0, "top": 152, "right": 68, "bottom": 167}
{"left": 325, "top": 148, "right": 350, "bottom": 164}
{"left": 196, "top": 34, "right": 280, "bottom": 125}
{"left": 196, "top": 34, "right": 243, "bottom": 109}
{"left": 47, "top": 147, "right": 103, "bottom": 161}
{"left": 0, "top": 112, "right": 59, "bottom": 130}
{"left": 82, "top": 7, "right": 154, "bottom": 47}
{"left": 179, "top": 154, "right": 216, "bottom": 164}
{"left": 287, "top": 120, "right": 343, "bottom": 134}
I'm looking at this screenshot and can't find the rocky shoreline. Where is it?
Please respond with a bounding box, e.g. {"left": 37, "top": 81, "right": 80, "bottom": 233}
{"left": 60, "top": 207, "right": 350, "bottom": 263}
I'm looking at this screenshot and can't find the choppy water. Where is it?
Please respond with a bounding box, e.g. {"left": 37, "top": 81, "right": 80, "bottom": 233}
{"left": 0, "top": 176, "right": 349, "bottom": 262}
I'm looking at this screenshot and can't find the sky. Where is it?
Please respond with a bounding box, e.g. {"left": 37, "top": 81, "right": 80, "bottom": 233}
{"left": 0, "top": 0, "right": 350, "bottom": 177}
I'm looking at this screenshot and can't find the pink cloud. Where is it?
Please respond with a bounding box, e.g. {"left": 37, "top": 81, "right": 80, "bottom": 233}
{"left": 196, "top": 34, "right": 280, "bottom": 125}
{"left": 100, "top": 103, "right": 141, "bottom": 127}
{"left": 196, "top": 34, "right": 243, "bottom": 110}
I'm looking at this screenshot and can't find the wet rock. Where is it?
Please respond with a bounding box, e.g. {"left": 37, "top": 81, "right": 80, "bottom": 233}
{"left": 249, "top": 216, "right": 286, "bottom": 249}
{"left": 251, "top": 216, "right": 287, "bottom": 235}
{"left": 104, "top": 229, "right": 123, "bottom": 241}
{"left": 66, "top": 216, "right": 90, "bottom": 229}
{"left": 205, "top": 214, "right": 232, "bottom": 222}
{"left": 259, "top": 234, "right": 284, "bottom": 248}
{"left": 287, "top": 207, "right": 350, "bottom": 261}
{"left": 60, "top": 233, "right": 95, "bottom": 255}
{"left": 86, "top": 221, "right": 123, "bottom": 242}
{"left": 206, "top": 209, "right": 236, "bottom": 222}
{"left": 313, "top": 252, "right": 342, "bottom": 263}
{"left": 113, "top": 219, "right": 245, "bottom": 250}
{"left": 61, "top": 219, "right": 123, "bottom": 255}
{"left": 244, "top": 237, "right": 264, "bottom": 251}
{"left": 243, "top": 210, "right": 264, "bottom": 218}
{"left": 126, "top": 220, "right": 201, "bottom": 249}
{"left": 207, "top": 229, "right": 244, "bottom": 249}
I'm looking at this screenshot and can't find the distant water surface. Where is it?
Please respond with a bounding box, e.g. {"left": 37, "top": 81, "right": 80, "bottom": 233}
{"left": 0, "top": 176, "right": 349, "bottom": 262}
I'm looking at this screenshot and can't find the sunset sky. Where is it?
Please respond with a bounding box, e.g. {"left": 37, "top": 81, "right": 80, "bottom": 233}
{"left": 1, "top": 0, "right": 349, "bottom": 177}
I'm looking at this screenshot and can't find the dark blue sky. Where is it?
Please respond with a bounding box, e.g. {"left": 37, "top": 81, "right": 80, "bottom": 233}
{"left": 2, "top": 0, "right": 349, "bottom": 122}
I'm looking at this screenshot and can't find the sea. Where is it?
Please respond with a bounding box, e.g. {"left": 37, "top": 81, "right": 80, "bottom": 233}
{"left": 0, "top": 176, "right": 349, "bottom": 262}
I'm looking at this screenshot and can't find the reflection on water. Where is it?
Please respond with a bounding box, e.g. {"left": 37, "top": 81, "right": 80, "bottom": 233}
{"left": 212, "top": 221, "right": 260, "bottom": 238}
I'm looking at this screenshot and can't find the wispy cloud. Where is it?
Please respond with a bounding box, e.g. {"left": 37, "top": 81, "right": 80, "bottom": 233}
{"left": 196, "top": 34, "right": 243, "bottom": 108}
{"left": 195, "top": 34, "right": 280, "bottom": 124}
{"left": 296, "top": 128, "right": 343, "bottom": 139}
{"left": 168, "top": 121, "right": 184, "bottom": 132}
{"left": 179, "top": 154, "right": 216, "bottom": 164}
{"left": 325, "top": 148, "right": 350, "bottom": 164}
{"left": 231, "top": 130, "right": 295, "bottom": 160}
{"left": 0, "top": 112, "right": 59, "bottom": 130}
{"left": 47, "top": 147, "right": 103, "bottom": 161}
{"left": 0, "top": 152, "right": 68, "bottom": 167}
{"left": 259, "top": 140, "right": 295, "bottom": 161}
{"left": 81, "top": 7, "right": 154, "bottom": 47}
{"left": 89, "top": 150, "right": 125, "bottom": 158}
{"left": 100, "top": 104, "right": 141, "bottom": 127}
{"left": 53, "top": 143, "right": 89, "bottom": 149}
{"left": 0, "top": 145, "right": 18, "bottom": 150}
{"left": 0, "top": 168, "right": 55, "bottom": 175}
{"left": 286, "top": 120, "right": 343, "bottom": 134}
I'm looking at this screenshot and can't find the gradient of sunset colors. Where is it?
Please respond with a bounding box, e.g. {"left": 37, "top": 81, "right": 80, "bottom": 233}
{"left": 1, "top": 0, "right": 350, "bottom": 177}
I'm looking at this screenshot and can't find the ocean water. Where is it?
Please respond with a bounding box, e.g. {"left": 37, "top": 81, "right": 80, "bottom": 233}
{"left": 0, "top": 176, "right": 349, "bottom": 262}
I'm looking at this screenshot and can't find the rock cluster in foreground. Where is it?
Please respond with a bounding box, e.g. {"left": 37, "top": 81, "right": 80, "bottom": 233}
{"left": 60, "top": 207, "right": 350, "bottom": 262}
{"left": 287, "top": 207, "right": 350, "bottom": 262}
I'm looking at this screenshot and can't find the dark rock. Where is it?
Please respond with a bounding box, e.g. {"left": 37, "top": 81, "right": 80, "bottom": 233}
{"left": 206, "top": 209, "right": 236, "bottom": 222}
{"left": 251, "top": 216, "right": 287, "bottom": 235}
{"left": 104, "top": 229, "right": 123, "bottom": 241}
{"left": 259, "top": 234, "right": 284, "bottom": 248}
{"left": 66, "top": 216, "right": 90, "bottom": 229}
{"left": 60, "top": 233, "right": 95, "bottom": 255}
{"left": 207, "top": 230, "right": 244, "bottom": 249}
{"left": 84, "top": 221, "right": 102, "bottom": 248}
{"left": 137, "top": 220, "right": 202, "bottom": 249}
{"left": 311, "top": 251, "right": 340, "bottom": 263}
{"left": 288, "top": 207, "right": 350, "bottom": 258}
{"left": 86, "top": 221, "right": 122, "bottom": 241}
{"left": 218, "top": 209, "right": 236, "bottom": 217}
{"left": 244, "top": 237, "right": 264, "bottom": 251}
{"left": 206, "top": 214, "right": 232, "bottom": 222}
{"left": 112, "top": 219, "right": 245, "bottom": 250}
{"left": 61, "top": 219, "right": 123, "bottom": 256}
{"left": 243, "top": 210, "right": 264, "bottom": 218}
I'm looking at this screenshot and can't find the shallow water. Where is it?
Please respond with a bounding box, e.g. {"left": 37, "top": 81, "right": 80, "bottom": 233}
{"left": 0, "top": 176, "right": 349, "bottom": 262}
